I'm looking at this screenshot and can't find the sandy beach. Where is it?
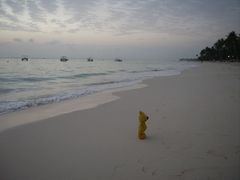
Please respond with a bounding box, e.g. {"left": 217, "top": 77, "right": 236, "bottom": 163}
{"left": 0, "top": 62, "right": 239, "bottom": 180}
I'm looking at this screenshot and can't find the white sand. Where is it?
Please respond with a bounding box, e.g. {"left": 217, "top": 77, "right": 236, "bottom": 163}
{"left": 0, "top": 62, "right": 239, "bottom": 180}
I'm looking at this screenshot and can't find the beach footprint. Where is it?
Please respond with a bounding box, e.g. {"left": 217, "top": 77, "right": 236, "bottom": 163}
{"left": 141, "top": 166, "right": 158, "bottom": 176}
{"left": 206, "top": 149, "right": 228, "bottom": 160}
{"left": 111, "top": 164, "right": 125, "bottom": 177}
{"left": 176, "top": 168, "right": 195, "bottom": 179}
{"left": 137, "top": 160, "right": 158, "bottom": 176}
{"left": 235, "top": 145, "right": 240, "bottom": 155}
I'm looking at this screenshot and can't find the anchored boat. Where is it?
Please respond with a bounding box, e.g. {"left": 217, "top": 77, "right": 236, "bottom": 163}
{"left": 87, "top": 57, "right": 93, "bottom": 62}
{"left": 21, "top": 55, "right": 29, "bottom": 61}
{"left": 60, "top": 56, "right": 68, "bottom": 62}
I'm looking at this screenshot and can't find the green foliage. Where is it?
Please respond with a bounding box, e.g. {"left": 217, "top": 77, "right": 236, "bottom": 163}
{"left": 198, "top": 31, "right": 240, "bottom": 62}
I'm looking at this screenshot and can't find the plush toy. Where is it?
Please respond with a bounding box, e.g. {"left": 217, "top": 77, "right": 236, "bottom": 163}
{"left": 138, "top": 111, "right": 149, "bottom": 139}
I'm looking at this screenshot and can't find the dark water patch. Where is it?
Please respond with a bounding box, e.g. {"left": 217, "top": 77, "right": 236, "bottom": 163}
{"left": 129, "top": 68, "right": 164, "bottom": 73}
{"left": 0, "top": 87, "right": 34, "bottom": 95}
{"left": 61, "top": 73, "right": 107, "bottom": 79}
{"left": 86, "top": 78, "right": 138, "bottom": 87}
{"left": 86, "top": 81, "right": 116, "bottom": 86}
{"left": 0, "top": 77, "right": 15, "bottom": 82}
{"left": 73, "top": 73, "right": 107, "bottom": 78}
{"left": 118, "top": 69, "right": 127, "bottom": 72}
{"left": 0, "top": 88, "right": 15, "bottom": 94}
{"left": 0, "top": 77, "right": 54, "bottom": 82}
{"left": 21, "top": 77, "right": 54, "bottom": 82}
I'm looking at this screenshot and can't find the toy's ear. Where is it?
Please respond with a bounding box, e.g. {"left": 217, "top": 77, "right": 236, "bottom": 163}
{"left": 139, "top": 111, "right": 143, "bottom": 115}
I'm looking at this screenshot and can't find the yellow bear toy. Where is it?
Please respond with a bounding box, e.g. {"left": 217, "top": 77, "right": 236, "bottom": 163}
{"left": 138, "top": 111, "right": 149, "bottom": 139}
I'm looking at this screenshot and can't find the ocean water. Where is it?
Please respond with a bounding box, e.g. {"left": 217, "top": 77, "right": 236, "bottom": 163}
{"left": 0, "top": 58, "right": 197, "bottom": 115}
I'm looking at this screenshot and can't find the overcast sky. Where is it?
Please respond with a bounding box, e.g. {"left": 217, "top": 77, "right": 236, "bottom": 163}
{"left": 0, "top": 0, "right": 239, "bottom": 60}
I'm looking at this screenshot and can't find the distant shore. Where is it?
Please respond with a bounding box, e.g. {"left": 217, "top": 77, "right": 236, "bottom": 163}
{"left": 180, "top": 58, "right": 240, "bottom": 62}
{"left": 0, "top": 62, "right": 239, "bottom": 179}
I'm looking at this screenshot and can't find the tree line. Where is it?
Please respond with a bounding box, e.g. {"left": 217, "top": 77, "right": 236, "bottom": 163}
{"left": 198, "top": 31, "right": 240, "bottom": 62}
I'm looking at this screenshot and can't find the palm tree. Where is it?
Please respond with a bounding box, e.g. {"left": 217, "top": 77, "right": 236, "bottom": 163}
{"left": 198, "top": 31, "right": 240, "bottom": 61}
{"left": 225, "top": 31, "right": 238, "bottom": 59}
{"left": 213, "top": 38, "right": 226, "bottom": 60}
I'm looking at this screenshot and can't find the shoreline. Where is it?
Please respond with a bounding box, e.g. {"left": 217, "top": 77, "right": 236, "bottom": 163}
{"left": 0, "top": 62, "right": 239, "bottom": 179}
{"left": 0, "top": 63, "right": 198, "bottom": 133}
{"left": 0, "top": 58, "right": 193, "bottom": 117}
{"left": 0, "top": 83, "right": 147, "bottom": 133}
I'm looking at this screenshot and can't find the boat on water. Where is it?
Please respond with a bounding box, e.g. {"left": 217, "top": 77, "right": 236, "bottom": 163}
{"left": 60, "top": 56, "right": 68, "bottom": 62}
{"left": 21, "top": 56, "right": 28, "bottom": 61}
{"left": 115, "top": 58, "right": 123, "bottom": 62}
{"left": 87, "top": 57, "right": 93, "bottom": 62}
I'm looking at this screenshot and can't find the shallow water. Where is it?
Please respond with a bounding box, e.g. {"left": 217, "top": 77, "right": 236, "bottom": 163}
{"left": 0, "top": 58, "right": 197, "bottom": 114}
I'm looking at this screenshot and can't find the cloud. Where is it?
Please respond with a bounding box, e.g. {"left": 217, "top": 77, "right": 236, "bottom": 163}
{"left": 102, "top": 0, "right": 239, "bottom": 36}
{"left": 68, "top": 28, "right": 80, "bottom": 33}
{"left": 0, "top": 8, "right": 19, "bottom": 22}
{"left": 29, "top": 38, "right": 34, "bottom": 43}
{"left": 0, "top": 0, "right": 239, "bottom": 38}
{"left": 27, "top": 0, "right": 46, "bottom": 23}
{"left": 45, "top": 40, "right": 61, "bottom": 45}
{"left": 0, "top": 0, "right": 42, "bottom": 32}
{"left": 39, "top": 0, "right": 57, "bottom": 12}
{"left": 13, "top": 38, "right": 22, "bottom": 42}
{"left": 0, "top": 0, "right": 239, "bottom": 60}
{"left": 12, "top": 37, "right": 36, "bottom": 43}
{"left": 5, "top": 0, "right": 25, "bottom": 14}
{"left": 55, "top": 0, "right": 240, "bottom": 37}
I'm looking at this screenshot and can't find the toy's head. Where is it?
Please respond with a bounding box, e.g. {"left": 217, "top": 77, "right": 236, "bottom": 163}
{"left": 139, "top": 111, "right": 149, "bottom": 122}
